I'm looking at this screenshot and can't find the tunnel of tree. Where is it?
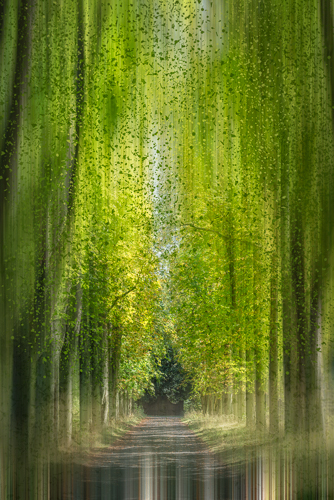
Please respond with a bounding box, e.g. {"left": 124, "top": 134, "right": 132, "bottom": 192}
{"left": 1, "top": 0, "right": 334, "bottom": 496}
{"left": 139, "top": 346, "right": 190, "bottom": 415}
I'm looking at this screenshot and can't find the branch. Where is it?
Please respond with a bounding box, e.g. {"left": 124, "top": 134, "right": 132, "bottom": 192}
{"left": 181, "top": 223, "right": 224, "bottom": 238}
{"left": 109, "top": 285, "right": 137, "bottom": 311}
{"left": 181, "top": 223, "right": 261, "bottom": 248}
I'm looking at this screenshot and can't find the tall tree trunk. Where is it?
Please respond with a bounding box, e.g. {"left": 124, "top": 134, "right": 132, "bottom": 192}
{"left": 246, "top": 349, "right": 255, "bottom": 428}
{"left": 253, "top": 245, "right": 266, "bottom": 432}
{"left": 91, "top": 325, "right": 103, "bottom": 434}
{"left": 290, "top": 209, "right": 307, "bottom": 433}
{"left": 280, "top": 127, "right": 295, "bottom": 435}
{"left": 269, "top": 246, "right": 279, "bottom": 434}
{"left": 59, "top": 283, "right": 82, "bottom": 447}
{"left": 109, "top": 323, "right": 122, "bottom": 418}
{"left": 11, "top": 327, "right": 31, "bottom": 500}
{"left": 80, "top": 310, "right": 92, "bottom": 433}
{"left": 306, "top": 291, "right": 324, "bottom": 434}
{"left": 101, "top": 324, "right": 109, "bottom": 427}
{"left": 255, "top": 349, "right": 266, "bottom": 432}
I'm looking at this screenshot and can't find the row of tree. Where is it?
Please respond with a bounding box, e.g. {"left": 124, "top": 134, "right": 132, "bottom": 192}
{"left": 0, "top": 1, "right": 171, "bottom": 496}
{"left": 1, "top": 0, "right": 334, "bottom": 496}
{"left": 160, "top": 0, "right": 334, "bottom": 436}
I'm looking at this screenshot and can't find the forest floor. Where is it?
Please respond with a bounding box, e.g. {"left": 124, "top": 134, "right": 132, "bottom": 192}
{"left": 182, "top": 411, "right": 330, "bottom": 467}
{"left": 60, "top": 408, "right": 145, "bottom": 462}
{"left": 182, "top": 412, "right": 275, "bottom": 458}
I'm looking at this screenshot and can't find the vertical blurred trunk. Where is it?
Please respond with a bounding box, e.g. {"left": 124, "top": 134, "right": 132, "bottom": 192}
{"left": 0, "top": 234, "right": 12, "bottom": 500}
{"left": 246, "top": 349, "right": 255, "bottom": 428}
{"left": 208, "top": 395, "right": 214, "bottom": 416}
{"left": 51, "top": 311, "right": 69, "bottom": 448}
{"left": 214, "top": 395, "right": 220, "bottom": 415}
{"left": 126, "top": 392, "right": 130, "bottom": 416}
{"left": 255, "top": 350, "right": 266, "bottom": 432}
{"left": 280, "top": 128, "right": 294, "bottom": 435}
{"left": 92, "top": 377, "right": 101, "bottom": 434}
{"left": 101, "top": 324, "right": 109, "bottom": 426}
{"left": 253, "top": 246, "right": 266, "bottom": 432}
{"left": 320, "top": 0, "right": 334, "bottom": 126}
{"left": 269, "top": 244, "right": 279, "bottom": 434}
{"left": 319, "top": 0, "right": 334, "bottom": 438}
{"left": 246, "top": 388, "right": 255, "bottom": 428}
{"left": 109, "top": 323, "right": 122, "bottom": 418}
{"left": 282, "top": 298, "right": 293, "bottom": 435}
{"left": 59, "top": 283, "right": 82, "bottom": 447}
{"left": 123, "top": 392, "right": 127, "bottom": 417}
{"left": 11, "top": 325, "right": 31, "bottom": 499}
{"left": 306, "top": 292, "right": 324, "bottom": 434}
{"left": 115, "top": 390, "right": 120, "bottom": 420}
{"left": 237, "top": 349, "right": 246, "bottom": 421}
{"left": 120, "top": 392, "right": 125, "bottom": 417}
{"left": 59, "top": 341, "right": 73, "bottom": 448}
{"left": 0, "top": 0, "right": 35, "bottom": 490}
{"left": 290, "top": 210, "right": 307, "bottom": 433}
{"left": 91, "top": 326, "right": 102, "bottom": 435}
{"left": 0, "top": 1, "right": 35, "bottom": 488}
{"left": 221, "top": 389, "right": 232, "bottom": 416}
{"left": 52, "top": 337, "right": 61, "bottom": 446}
{"left": 33, "top": 250, "right": 54, "bottom": 455}
{"left": 218, "top": 394, "right": 223, "bottom": 416}
{"left": 201, "top": 395, "right": 208, "bottom": 415}
{"left": 232, "top": 388, "right": 242, "bottom": 421}
{"left": 80, "top": 309, "right": 92, "bottom": 433}
{"left": 226, "top": 216, "right": 238, "bottom": 419}
{"left": 237, "top": 391, "right": 245, "bottom": 421}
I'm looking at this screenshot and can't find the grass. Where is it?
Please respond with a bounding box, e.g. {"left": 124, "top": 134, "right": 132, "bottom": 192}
{"left": 59, "top": 406, "right": 145, "bottom": 462}
{"left": 182, "top": 411, "right": 277, "bottom": 460}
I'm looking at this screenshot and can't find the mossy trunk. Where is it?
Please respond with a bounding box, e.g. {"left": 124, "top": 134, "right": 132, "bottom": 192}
{"left": 246, "top": 350, "right": 255, "bottom": 428}
{"left": 109, "top": 323, "right": 122, "bottom": 419}
{"left": 255, "top": 349, "right": 266, "bottom": 432}
{"left": 80, "top": 311, "right": 92, "bottom": 433}
{"left": 101, "top": 324, "right": 109, "bottom": 426}
{"left": 269, "top": 247, "right": 279, "bottom": 434}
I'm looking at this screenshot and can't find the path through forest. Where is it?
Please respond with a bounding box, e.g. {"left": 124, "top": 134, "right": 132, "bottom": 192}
{"left": 52, "top": 417, "right": 331, "bottom": 499}
{"left": 59, "top": 417, "right": 239, "bottom": 499}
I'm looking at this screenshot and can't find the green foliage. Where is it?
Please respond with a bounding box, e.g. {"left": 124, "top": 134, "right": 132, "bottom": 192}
{"left": 1, "top": 0, "right": 334, "bottom": 463}
{"left": 149, "top": 346, "right": 191, "bottom": 403}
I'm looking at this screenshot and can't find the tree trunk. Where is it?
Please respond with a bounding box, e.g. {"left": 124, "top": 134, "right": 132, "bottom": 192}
{"left": 246, "top": 350, "right": 255, "bottom": 428}
{"left": 221, "top": 390, "right": 232, "bottom": 416}
{"left": 115, "top": 390, "right": 120, "bottom": 420}
{"left": 201, "top": 395, "right": 208, "bottom": 415}
{"left": 246, "top": 389, "right": 255, "bottom": 428}
{"left": 91, "top": 327, "right": 103, "bottom": 435}
{"left": 101, "top": 324, "right": 109, "bottom": 427}
{"left": 80, "top": 311, "right": 92, "bottom": 433}
{"left": 109, "top": 323, "right": 122, "bottom": 418}
{"left": 306, "top": 294, "right": 324, "bottom": 434}
{"left": 269, "top": 247, "right": 279, "bottom": 434}
{"left": 255, "top": 349, "right": 266, "bottom": 432}
{"left": 59, "top": 283, "right": 82, "bottom": 447}
{"left": 290, "top": 209, "right": 307, "bottom": 433}
{"left": 253, "top": 245, "right": 266, "bottom": 432}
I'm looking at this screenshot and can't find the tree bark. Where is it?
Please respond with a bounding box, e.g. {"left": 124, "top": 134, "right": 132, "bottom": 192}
{"left": 101, "top": 324, "right": 109, "bottom": 426}
{"left": 269, "top": 247, "right": 279, "bottom": 434}
{"left": 255, "top": 353, "right": 266, "bottom": 432}
{"left": 246, "top": 349, "right": 255, "bottom": 428}
{"left": 59, "top": 283, "right": 82, "bottom": 447}
{"left": 109, "top": 323, "right": 122, "bottom": 418}
{"left": 80, "top": 309, "right": 92, "bottom": 433}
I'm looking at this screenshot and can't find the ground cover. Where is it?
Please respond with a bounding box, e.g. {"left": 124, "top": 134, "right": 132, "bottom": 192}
{"left": 183, "top": 411, "right": 276, "bottom": 455}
